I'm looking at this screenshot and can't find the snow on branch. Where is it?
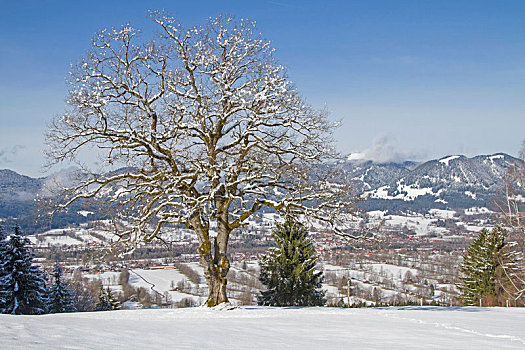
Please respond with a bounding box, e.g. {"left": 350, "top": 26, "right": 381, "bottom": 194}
{"left": 45, "top": 12, "right": 363, "bottom": 252}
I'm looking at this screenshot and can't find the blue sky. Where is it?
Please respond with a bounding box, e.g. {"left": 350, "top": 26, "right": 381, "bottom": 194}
{"left": 1, "top": 0, "right": 524, "bottom": 176}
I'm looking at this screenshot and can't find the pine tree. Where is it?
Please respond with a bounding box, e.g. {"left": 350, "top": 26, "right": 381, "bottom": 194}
{"left": 458, "top": 226, "right": 522, "bottom": 306}
{"left": 0, "top": 227, "right": 47, "bottom": 314}
{"left": 0, "top": 226, "right": 6, "bottom": 251}
{"left": 0, "top": 227, "right": 7, "bottom": 270}
{"left": 0, "top": 227, "right": 7, "bottom": 312}
{"left": 47, "top": 262, "right": 77, "bottom": 313}
{"left": 258, "top": 219, "right": 325, "bottom": 306}
{"left": 95, "top": 286, "right": 120, "bottom": 311}
{"left": 94, "top": 286, "right": 111, "bottom": 311}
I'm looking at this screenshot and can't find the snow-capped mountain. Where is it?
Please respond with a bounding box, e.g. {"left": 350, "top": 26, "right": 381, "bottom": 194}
{"left": 0, "top": 169, "right": 44, "bottom": 217}
{"left": 1, "top": 152, "right": 523, "bottom": 232}
{"left": 345, "top": 153, "right": 523, "bottom": 212}
{"left": 0, "top": 168, "right": 98, "bottom": 233}
{"left": 343, "top": 160, "right": 416, "bottom": 190}
{"left": 0, "top": 169, "right": 43, "bottom": 197}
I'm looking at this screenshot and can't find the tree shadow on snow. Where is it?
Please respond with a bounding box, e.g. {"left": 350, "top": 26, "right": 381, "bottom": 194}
{"left": 242, "top": 306, "right": 309, "bottom": 310}
{"left": 382, "top": 306, "right": 487, "bottom": 312}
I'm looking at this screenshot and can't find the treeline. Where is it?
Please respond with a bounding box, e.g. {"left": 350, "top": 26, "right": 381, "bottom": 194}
{"left": 0, "top": 227, "right": 196, "bottom": 315}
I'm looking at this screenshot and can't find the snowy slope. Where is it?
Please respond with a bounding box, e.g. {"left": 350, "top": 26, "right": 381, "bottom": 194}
{"left": 350, "top": 153, "right": 524, "bottom": 212}
{"left": 128, "top": 268, "right": 204, "bottom": 303}
{"left": 2, "top": 307, "right": 524, "bottom": 349}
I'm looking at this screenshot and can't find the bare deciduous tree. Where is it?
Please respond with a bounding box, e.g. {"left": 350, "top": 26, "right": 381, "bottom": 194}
{"left": 46, "top": 11, "right": 357, "bottom": 306}
{"left": 500, "top": 142, "right": 525, "bottom": 236}
{"left": 496, "top": 140, "right": 525, "bottom": 304}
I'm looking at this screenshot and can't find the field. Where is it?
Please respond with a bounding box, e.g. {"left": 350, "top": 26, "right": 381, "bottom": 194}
{"left": 2, "top": 306, "right": 524, "bottom": 349}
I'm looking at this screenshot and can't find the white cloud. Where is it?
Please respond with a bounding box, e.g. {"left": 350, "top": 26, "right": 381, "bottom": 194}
{"left": 39, "top": 167, "right": 82, "bottom": 197}
{"left": 348, "top": 135, "right": 424, "bottom": 163}
{"left": 0, "top": 145, "right": 25, "bottom": 165}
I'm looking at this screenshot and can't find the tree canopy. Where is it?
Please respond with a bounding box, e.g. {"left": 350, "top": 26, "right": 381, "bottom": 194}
{"left": 46, "top": 11, "right": 356, "bottom": 306}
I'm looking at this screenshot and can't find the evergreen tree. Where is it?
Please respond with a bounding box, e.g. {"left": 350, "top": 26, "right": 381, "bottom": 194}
{"left": 458, "top": 226, "right": 522, "bottom": 306}
{"left": 0, "top": 227, "right": 47, "bottom": 314}
{"left": 0, "top": 227, "right": 7, "bottom": 311}
{"left": 0, "top": 227, "right": 7, "bottom": 270}
{"left": 47, "top": 262, "right": 77, "bottom": 313}
{"left": 95, "top": 286, "right": 120, "bottom": 311}
{"left": 0, "top": 226, "right": 6, "bottom": 252}
{"left": 258, "top": 219, "right": 325, "bottom": 306}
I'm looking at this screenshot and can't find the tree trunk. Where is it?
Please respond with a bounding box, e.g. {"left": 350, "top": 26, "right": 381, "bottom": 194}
{"left": 195, "top": 215, "right": 231, "bottom": 307}
{"left": 205, "top": 254, "right": 230, "bottom": 307}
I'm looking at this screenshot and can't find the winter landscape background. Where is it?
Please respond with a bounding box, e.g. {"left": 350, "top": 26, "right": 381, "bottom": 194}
{"left": 2, "top": 0, "right": 525, "bottom": 349}
{"left": 0, "top": 151, "right": 522, "bottom": 310}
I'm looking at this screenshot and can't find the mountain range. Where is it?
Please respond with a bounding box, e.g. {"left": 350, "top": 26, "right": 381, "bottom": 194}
{"left": 1, "top": 153, "right": 523, "bottom": 233}
{"left": 346, "top": 153, "right": 522, "bottom": 212}
{"left": 0, "top": 169, "right": 96, "bottom": 233}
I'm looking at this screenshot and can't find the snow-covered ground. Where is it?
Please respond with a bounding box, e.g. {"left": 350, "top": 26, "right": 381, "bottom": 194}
{"left": 128, "top": 268, "right": 204, "bottom": 303}
{"left": 84, "top": 266, "right": 205, "bottom": 305}
{"left": 2, "top": 306, "right": 524, "bottom": 349}
{"left": 81, "top": 254, "right": 457, "bottom": 307}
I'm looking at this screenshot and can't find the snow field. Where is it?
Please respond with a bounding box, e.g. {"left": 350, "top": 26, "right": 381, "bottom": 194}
{"left": 87, "top": 260, "right": 263, "bottom": 306}
{"left": 2, "top": 306, "right": 524, "bottom": 349}
{"left": 28, "top": 227, "right": 112, "bottom": 247}
{"left": 323, "top": 260, "right": 456, "bottom": 305}
{"left": 366, "top": 209, "right": 481, "bottom": 236}
{"left": 82, "top": 254, "right": 457, "bottom": 308}
{"left": 85, "top": 266, "right": 205, "bottom": 305}
{"left": 128, "top": 268, "right": 203, "bottom": 303}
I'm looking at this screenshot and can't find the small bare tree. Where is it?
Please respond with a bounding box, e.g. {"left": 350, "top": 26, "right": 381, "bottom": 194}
{"left": 496, "top": 141, "right": 525, "bottom": 304}
{"left": 500, "top": 142, "right": 525, "bottom": 236}
{"left": 46, "top": 11, "right": 357, "bottom": 307}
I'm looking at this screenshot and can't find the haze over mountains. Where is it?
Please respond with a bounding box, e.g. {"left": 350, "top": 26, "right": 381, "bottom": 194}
{"left": 1, "top": 152, "right": 522, "bottom": 233}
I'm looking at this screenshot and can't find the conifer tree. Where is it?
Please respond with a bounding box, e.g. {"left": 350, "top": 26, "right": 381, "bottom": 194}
{"left": 0, "top": 227, "right": 7, "bottom": 311}
{"left": 0, "top": 226, "right": 6, "bottom": 252}
{"left": 0, "top": 227, "right": 6, "bottom": 271}
{"left": 458, "top": 226, "right": 522, "bottom": 306}
{"left": 95, "top": 286, "right": 120, "bottom": 311}
{"left": 47, "top": 262, "right": 77, "bottom": 313}
{"left": 0, "top": 227, "right": 47, "bottom": 314}
{"left": 94, "top": 286, "right": 111, "bottom": 311}
{"left": 258, "top": 219, "right": 325, "bottom": 306}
